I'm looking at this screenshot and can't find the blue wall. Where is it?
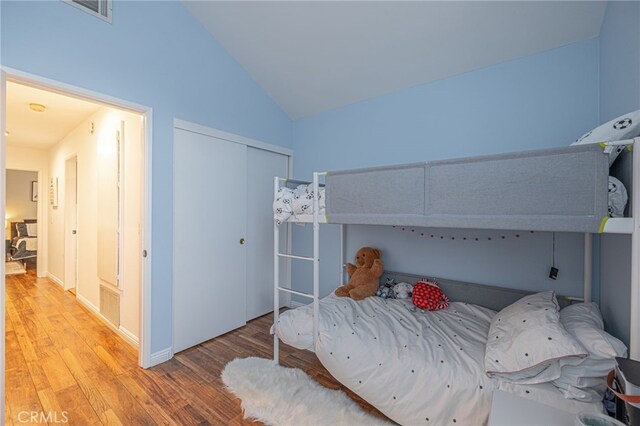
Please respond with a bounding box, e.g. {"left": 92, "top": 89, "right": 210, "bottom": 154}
{"left": 598, "top": 0, "right": 640, "bottom": 347}
{"left": 0, "top": 1, "right": 292, "bottom": 354}
{"left": 599, "top": 1, "right": 640, "bottom": 123}
{"left": 290, "top": 39, "right": 601, "bottom": 304}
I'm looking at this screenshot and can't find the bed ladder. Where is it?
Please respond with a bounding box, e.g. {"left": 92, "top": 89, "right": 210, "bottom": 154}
{"left": 273, "top": 172, "right": 326, "bottom": 363}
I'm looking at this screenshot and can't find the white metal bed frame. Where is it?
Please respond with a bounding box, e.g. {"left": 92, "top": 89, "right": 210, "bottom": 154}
{"left": 273, "top": 138, "right": 640, "bottom": 362}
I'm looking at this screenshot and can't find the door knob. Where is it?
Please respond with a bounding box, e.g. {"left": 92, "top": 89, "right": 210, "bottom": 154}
{"left": 239, "top": 238, "right": 245, "bottom": 245}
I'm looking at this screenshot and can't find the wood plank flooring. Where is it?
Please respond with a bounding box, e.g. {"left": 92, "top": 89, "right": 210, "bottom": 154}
{"left": 5, "top": 269, "right": 388, "bottom": 425}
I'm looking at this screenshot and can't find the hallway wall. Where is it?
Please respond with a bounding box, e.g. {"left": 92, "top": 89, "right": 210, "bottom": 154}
{"left": 48, "top": 106, "right": 142, "bottom": 341}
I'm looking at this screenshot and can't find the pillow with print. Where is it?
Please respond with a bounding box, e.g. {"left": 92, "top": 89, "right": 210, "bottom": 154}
{"left": 485, "top": 291, "right": 587, "bottom": 384}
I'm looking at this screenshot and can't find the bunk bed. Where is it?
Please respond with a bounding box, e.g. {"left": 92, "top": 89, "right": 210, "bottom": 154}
{"left": 271, "top": 139, "right": 639, "bottom": 425}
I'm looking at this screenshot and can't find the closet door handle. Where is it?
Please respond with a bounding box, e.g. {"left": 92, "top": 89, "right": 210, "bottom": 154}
{"left": 239, "top": 238, "right": 245, "bottom": 245}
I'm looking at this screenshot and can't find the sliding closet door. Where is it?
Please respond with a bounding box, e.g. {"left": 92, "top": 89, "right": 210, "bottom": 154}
{"left": 246, "top": 147, "right": 289, "bottom": 320}
{"left": 173, "top": 129, "right": 247, "bottom": 353}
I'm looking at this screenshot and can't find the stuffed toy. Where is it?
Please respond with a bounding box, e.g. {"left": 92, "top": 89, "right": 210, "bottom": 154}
{"left": 335, "top": 247, "right": 384, "bottom": 300}
{"left": 376, "top": 278, "right": 396, "bottom": 299}
{"left": 412, "top": 279, "right": 449, "bottom": 311}
{"left": 393, "top": 282, "right": 414, "bottom": 299}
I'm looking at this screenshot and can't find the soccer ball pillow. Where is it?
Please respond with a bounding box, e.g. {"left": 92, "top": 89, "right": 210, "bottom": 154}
{"left": 572, "top": 109, "right": 640, "bottom": 166}
{"left": 608, "top": 176, "right": 628, "bottom": 218}
{"left": 412, "top": 280, "right": 449, "bottom": 311}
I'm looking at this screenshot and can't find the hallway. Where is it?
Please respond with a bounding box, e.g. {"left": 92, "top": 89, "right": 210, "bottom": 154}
{"left": 5, "top": 269, "right": 146, "bottom": 425}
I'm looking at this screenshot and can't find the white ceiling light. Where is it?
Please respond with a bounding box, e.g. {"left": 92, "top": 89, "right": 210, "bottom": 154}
{"left": 29, "top": 103, "right": 46, "bottom": 113}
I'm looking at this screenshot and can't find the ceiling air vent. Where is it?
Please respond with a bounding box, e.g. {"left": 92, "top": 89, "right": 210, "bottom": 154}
{"left": 64, "top": 0, "right": 112, "bottom": 23}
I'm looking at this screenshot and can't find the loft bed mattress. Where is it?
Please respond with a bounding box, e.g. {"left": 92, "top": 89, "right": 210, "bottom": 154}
{"left": 274, "top": 294, "right": 603, "bottom": 425}
{"left": 325, "top": 144, "right": 610, "bottom": 233}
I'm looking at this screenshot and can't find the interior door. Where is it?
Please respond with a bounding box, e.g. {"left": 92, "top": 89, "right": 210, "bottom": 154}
{"left": 173, "top": 128, "right": 247, "bottom": 353}
{"left": 64, "top": 157, "right": 77, "bottom": 291}
{"left": 246, "top": 147, "right": 289, "bottom": 320}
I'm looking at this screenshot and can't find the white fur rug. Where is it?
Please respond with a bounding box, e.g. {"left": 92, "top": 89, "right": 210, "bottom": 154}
{"left": 5, "top": 261, "right": 26, "bottom": 276}
{"left": 221, "top": 357, "right": 390, "bottom": 426}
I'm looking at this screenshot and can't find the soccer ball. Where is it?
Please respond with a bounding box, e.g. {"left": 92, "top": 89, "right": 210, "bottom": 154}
{"left": 614, "top": 118, "right": 632, "bottom": 130}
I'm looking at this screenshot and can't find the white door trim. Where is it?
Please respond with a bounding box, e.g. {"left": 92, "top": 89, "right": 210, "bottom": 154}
{"left": 0, "top": 66, "right": 154, "bottom": 371}
{"left": 173, "top": 118, "right": 293, "bottom": 157}
{"left": 1, "top": 67, "right": 7, "bottom": 424}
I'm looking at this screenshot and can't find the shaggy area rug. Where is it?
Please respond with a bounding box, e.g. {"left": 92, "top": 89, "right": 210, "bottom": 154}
{"left": 5, "top": 261, "right": 26, "bottom": 276}
{"left": 221, "top": 357, "right": 390, "bottom": 426}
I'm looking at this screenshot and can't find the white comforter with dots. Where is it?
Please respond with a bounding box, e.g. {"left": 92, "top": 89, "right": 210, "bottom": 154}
{"left": 274, "top": 294, "right": 603, "bottom": 426}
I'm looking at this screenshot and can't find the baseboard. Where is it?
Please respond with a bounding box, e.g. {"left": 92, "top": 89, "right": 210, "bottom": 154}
{"left": 76, "top": 292, "right": 100, "bottom": 313}
{"left": 118, "top": 326, "right": 140, "bottom": 347}
{"left": 150, "top": 347, "right": 173, "bottom": 367}
{"left": 46, "top": 272, "right": 64, "bottom": 288}
{"left": 289, "top": 300, "right": 307, "bottom": 309}
{"left": 76, "top": 293, "right": 139, "bottom": 349}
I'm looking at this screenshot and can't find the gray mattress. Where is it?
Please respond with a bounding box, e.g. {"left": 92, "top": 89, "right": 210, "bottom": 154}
{"left": 325, "top": 144, "right": 609, "bottom": 233}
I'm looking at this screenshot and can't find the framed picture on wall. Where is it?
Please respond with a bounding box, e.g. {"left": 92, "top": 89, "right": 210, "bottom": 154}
{"left": 31, "top": 181, "right": 38, "bottom": 202}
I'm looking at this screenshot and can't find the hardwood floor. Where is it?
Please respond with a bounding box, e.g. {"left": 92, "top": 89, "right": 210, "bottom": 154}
{"left": 5, "top": 269, "right": 387, "bottom": 425}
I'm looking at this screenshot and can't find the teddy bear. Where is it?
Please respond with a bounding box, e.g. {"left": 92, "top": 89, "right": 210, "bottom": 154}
{"left": 335, "top": 247, "right": 384, "bottom": 300}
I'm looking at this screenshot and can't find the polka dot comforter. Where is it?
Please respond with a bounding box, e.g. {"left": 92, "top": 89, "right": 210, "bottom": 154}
{"left": 274, "top": 294, "right": 603, "bottom": 425}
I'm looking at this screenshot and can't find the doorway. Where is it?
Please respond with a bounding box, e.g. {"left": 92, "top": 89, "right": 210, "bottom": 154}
{"left": 0, "top": 68, "right": 153, "bottom": 385}
{"left": 5, "top": 168, "right": 39, "bottom": 273}
{"left": 4, "top": 79, "right": 145, "bottom": 348}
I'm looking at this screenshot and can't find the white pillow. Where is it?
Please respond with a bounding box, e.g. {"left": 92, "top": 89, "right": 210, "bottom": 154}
{"left": 552, "top": 303, "right": 627, "bottom": 402}
{"left": 572, "top": 109, "right": 640, "bottom": 166}
{"left": 608, "top": 176, "right": 628, "bottom": 218}
{"left": 560, "top": 302, "right": 627, "bottom": 359}
{"left": 26, "top": 223, "right": 37, "bottom": 237}
{"left": 485, "top": 291, "right": 587, "bottom": 384}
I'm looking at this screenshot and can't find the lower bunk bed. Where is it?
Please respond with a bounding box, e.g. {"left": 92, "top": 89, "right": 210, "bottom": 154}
{"left": 273, "top": 272, "right": 618, "bottom": 425}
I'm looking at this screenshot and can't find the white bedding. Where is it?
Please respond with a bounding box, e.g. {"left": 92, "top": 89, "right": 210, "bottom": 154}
{"left": 274, "top": 295, "right": 603, "bottom": 425}
{"left": 273, "top": 184, "right": 326, "bottom": 225}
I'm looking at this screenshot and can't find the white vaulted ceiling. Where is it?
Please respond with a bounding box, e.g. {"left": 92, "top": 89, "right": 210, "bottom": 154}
{"left": 183, "top": 1, "right": 607, "bottom": 119}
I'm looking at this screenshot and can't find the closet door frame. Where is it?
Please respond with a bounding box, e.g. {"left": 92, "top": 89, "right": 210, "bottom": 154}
{"left": 172, "top": 119, "right": 293, "bottom": 321}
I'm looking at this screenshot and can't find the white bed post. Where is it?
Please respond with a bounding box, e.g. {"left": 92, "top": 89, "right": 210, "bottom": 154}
{"left": 273, "top": 176, "right": 280, "bottom": 363}
{"left": 584, "top": 233, "right": 593, "bottom": 303}
{"left": 312, "top": 172, "right": 323, "bottom": 351}
{"left": 340, "top": 224, "right": 345, "bottom": 285}
{"left": 631, "top": 138, "right": 640, "bottom": 360}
